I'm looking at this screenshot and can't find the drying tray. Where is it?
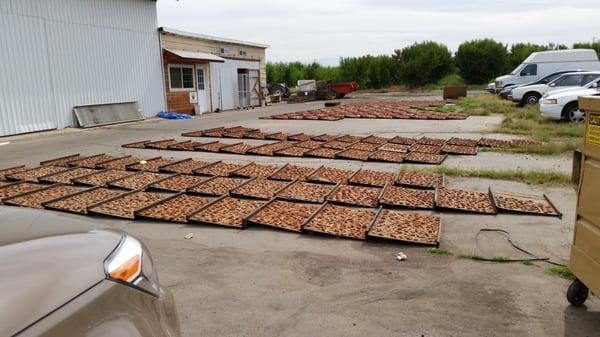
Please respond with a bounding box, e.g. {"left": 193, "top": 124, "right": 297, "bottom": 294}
{"left": 159, "top": 158, "right": 212, "bottom": 174}
{"left": 434, "top": 188, "right": 498, "bottom": 215}
{"left": 489, "top": 188, "right": 562, "bottom": 218}
{"left": 306, "top": 166, "right": 357, "bottom": 185}
{"left": 147, "top": 174, "right": 210, "bottom": 193}
{"left": 42, "top": 187, "right": 124, "bottom": 215}
{"left": 229, "top": 177, "right": 291, "bottom": 200}
{"left": 122, "top": 140, "right": 151, "bottom": 148}
{"left": 379, "top": 184, "right": 436, "bottom": 210}
{"left": 87, "top": 190, "right": 169, "bottom": 220}
{"left": 396, "top": 171, "right": 445, "bottom": 189}
{"left": 107, "top": 171, "right": 173, "bottom": 190}
{"left": 0, "top": 182, "right": 46, "bottom": 204}
{"left": 186, "top": 176, "right": 249, "bottom": 197}
{"left": 40, "top": 154, "right": 82, "bottom": 167}
{"left": 38, "top": 167, "right": 99, "bottom": 184}
{"left": 72, "top": 169, "right": 134, "bottom": 187}
{"left": 275, "top": 180, "right": 339, "bottom": 204}
{"left": 244, "top": 199, "right": 323, "bottom": 233}
{"left": 193, "top": 161, "right": 248, "bottom": 177}
{"left": 144, "top": 139, "right": 177, "bottom": 150}
{"left": 97, "top": 155, "right": 143, "bottom": 170}
{"left": 181, "top": 131, "right": 204, "bottom": 137}
{"left": 67, "top": 153, "right": 116, "bottom": 168}
{"left": 230, "top": 163, "right": 279, "bottom": 178}
{"left": 135, "top": 192, "right": 214, "bottom": 223}
{"left": 269, "top": 164, "right": 320, "bottom": 181}
{"left": 326, "top": 184, "right": 384, "bottom": 208}
{"left": 347, "top": 169, "right": 398, "bottom": 188}
{"left": 302, "top": 202, "right": 381, "bottom": 240}
{"left": 0, "top": 165, "right": 28, "bottom": 180}
{"left": 187, "top": 195, "right": 265, "bottom": 229}
{"left": 3, "top": 183, "right": 82, "bottom": 209}
{"left": 6, "top": 165, "right": 70, "bottom": 182}
{"left": 367, "top": 209, "right": 441, "bottom": 246}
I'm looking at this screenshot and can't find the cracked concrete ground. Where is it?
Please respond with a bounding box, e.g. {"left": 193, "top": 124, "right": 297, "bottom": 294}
{"left": 0, "top": 96, "right": 597, "bottom": 337}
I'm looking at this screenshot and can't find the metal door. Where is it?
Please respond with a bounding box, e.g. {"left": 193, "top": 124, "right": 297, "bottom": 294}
{"left": 238, "top": 72, "right": 250, "bottom": 108}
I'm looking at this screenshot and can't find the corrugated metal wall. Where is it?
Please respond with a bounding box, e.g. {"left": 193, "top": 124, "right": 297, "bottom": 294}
{"left": 210, "top": 59, "right": 260, "bottom": 111}
{"left": 0, "top": 0, "right": 165, "bottom": 137}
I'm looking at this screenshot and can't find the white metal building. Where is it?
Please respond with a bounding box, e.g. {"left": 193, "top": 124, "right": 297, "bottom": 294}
{"left": 0, "top": 0, "right": 165, "bottom": 137}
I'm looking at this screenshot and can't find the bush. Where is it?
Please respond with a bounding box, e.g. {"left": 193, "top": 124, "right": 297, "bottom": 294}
{"left": 455, "top": 39, "right": 509, "bottom": 84}
{"left": 394, "top": 41, "right": 453, "bottom": 87}
{"left": 508, "top": 43, "right": 548, "bottom": 70}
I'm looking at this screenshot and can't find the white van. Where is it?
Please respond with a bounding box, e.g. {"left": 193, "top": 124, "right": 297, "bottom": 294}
{"left": 494, "top": 49, "right": 600, "bottom": 90}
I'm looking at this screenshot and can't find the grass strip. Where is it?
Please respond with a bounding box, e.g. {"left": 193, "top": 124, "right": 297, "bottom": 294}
{"left": 414, "top": 166, "right": 571, "bottom": 185}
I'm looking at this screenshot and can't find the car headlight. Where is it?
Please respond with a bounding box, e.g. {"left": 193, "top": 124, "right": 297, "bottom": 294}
{"left": 543, "top": 99, "right": 558, "bottom": 105}
{"left": 104, "top": 235, "right": 160, "bottom": 297}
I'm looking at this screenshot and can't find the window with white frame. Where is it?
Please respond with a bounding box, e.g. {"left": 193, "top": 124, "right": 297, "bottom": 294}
{"left": 169, "top": 64, "right": 194, "bottom": 91}
{"left": 220, "top": 47, "right": 229, "bottom": 55}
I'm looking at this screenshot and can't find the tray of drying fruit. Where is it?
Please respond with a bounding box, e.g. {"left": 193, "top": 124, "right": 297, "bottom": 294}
{"left": 159, "top": 159, "right": 211, "bottom": 174}
{"left": 447, "top": 137, "right": 480, "bottom": 147}
{"left": 321, "top": 140, "right": 351, "bottom": 150}
{"left": 302, "top": 203, "right": 379, "bottom": 240}
{"left": 127, "top": 157, "right": 183, "bottom": 173}
{"left": 245, "top": 199, "right": 322, "bottom": 232}
{"left": 0, "top": 166, "right": 29, "bottom": 180}
{"left": 148, "top": 174, "right": 209, "bottom": 192}
{"left": 311, "top": 134, "right": 336, "bottom": 142}
{"left": 107, "top": 171, "right": 172, "bottom": 190}
{"left": 336, "top": 135, "right": 364, "bottom": 143}
{"left": 336, "top": 149, "right": 373, "bottom": 161}
{"left": 72, "top": 169, "right": 133, "bottom": 187}
{"left": 38, "top": 167, "right": 99, "bottom": 184}
{"left": 306, "top": 167, "right": 356, "bottom": 184}
{"left": 348, "top": 142, "right": 380, "bottom": 151}
{"left": 3, "top": 184, "right": 82, "bottom": 209}
{"left": 269, "top": 164, "right": 319, "bottom": 181}
{"left": 368, "top": 210, "right": 441, "bottom": 246}
{"left": 404, "top": 152, "right": 447, "bottom": 165}
{"left": 490, "top": 189, "right": 561, "bottom": 218}
{"left": 409, "top": 144, "right": 442, "bottom": 154}
{"left": 389, "top": 136, "right": 417, "bottom": 145}
{"left": 135, "top": 193, "right": 214, "bottom": 223}
{"left": 417, "top": 137, "right": 447, "bottom": 146}
{"left": 87, "top": 190, "right": 168, "bottom": 219}
{"left": 144, "top": 139, "right": 178, "bottom": 150}
{"left": 97, "top": 156, "right": 143, "bottom": 170}
{"left": 477, "top": 138, "right": 513, "bottom": 148}
{"left": 368, "top": 150, "right": 406, "bottom": 163}
{"left": 288, "top": 133, "right": 313, "bottom": 141}
{"left": 194, "top": 161, "right": 246, "bottom": 177}
{"left": 220, "top": 143, "right": 254, "bottom": 155}
{"left": 194, "top": 141, "right": 230, "bottom": 152}
{"left": 40, "top": 154, "right": 83, "bottom": 167}
{"left": 187, "top": 176, "right": 248, "bottom": 196}
{"left": 274, "top": 146, "right": 310, "bottom": 157}
{"left": 0, "top": 182, "right": 45, "bottom": 204}
{"left": 243, "top": 131, "right": 269, "bottom": 139}
{"left": 167, "top": 140, "right": 197, "bottom": 151}
{"left": 187, "top": 196, "right": 264, "bottom": 228}
{"left": 348, "top": 169, "right": 396, "bottom": 187}
{"left": 202, "top": 129, "right": 226, "bottom": 138}
{"left": 327, "top": 184, "right": 382, "bottom": 207}
{"left": 379, "top": 185, "right": 435, "bottom": 209}
{"left": 295, "top": 140, "right": 324, "bottom": 150}
{"left": 435, "top": 188, "right": 496, "bottom": 214}
{"left": 231, "top": 163, "right": 279, "bottom": 178}
{"left": 304, "top": 147, "right": 341, "bottom": 159}
{"left": 43, "top": 187, "right": 124, "bottom": 215}
{"left": 377, "top": 143, "right": 410, "bottom": 153}
{"left": 276, "top": 180, "right": 337, "bottom": 203}
{"left": 266, "top": 132, "right": 289, "bottom": 141}
{"left": 396, "top": 171, "right": 444, "bottom": 189}
{"left": 6, "top": 166, "right": 69, "bottom": 182}
{"left": 222, "top": 131, "right": 247, "bottom": 139}
{"left": 68, "top": 154, "right": 117, "bottom": 168}
{"left": 441, "top": 144, "right": 478, "bottom": 155}
{"left": 230, "top": 178, "right": 291, "bottom": 200}
{"left": 361, "top": 135, "right": 389, "bottom": 144}
{"left": 122, "top": 140, "right": 151, "bottom": 148}
{"left": 181, "top": 130, "right": 204, "bottom": 137}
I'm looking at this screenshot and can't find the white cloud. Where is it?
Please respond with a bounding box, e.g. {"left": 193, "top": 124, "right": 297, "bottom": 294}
{"left": 157, "top": 0, "right": 600, "bottom": 64}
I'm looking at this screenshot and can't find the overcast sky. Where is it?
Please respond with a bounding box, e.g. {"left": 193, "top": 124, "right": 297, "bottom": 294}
{"left": 157, "top": 0, "right": 600, "bottom": 66}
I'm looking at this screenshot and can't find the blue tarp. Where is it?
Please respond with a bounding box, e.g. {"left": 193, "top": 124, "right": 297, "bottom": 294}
{"left": 158, "top": 111, "right": 192, "bottom": 120}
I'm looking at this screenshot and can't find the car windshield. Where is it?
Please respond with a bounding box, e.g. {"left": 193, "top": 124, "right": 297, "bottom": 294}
{"left": 585, "top": 78, "right": 600, "bottom": 88}
{"left": 536, "top": 72, "right": 565, "bottom": 85}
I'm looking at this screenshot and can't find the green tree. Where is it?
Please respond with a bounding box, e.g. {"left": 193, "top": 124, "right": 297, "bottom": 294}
{"left": 508, "top": 43, "right": 548, "bottom": 70}
{"left": 394, "top": 41, "right": 453, "bottom": 87}
{"left": 455, "top": 39, "right": 509, "bottom": 84}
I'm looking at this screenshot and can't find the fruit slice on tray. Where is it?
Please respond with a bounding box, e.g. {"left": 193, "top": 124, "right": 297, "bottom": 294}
{"left": 88, "top": 190, "right": 168, "bottom": 219}
{"left": 148, "top": 174, "right": 210, "bottom": 192}
{"left": 396, "top": 171, "right": 444, "bottom": 189}
{"left": 361, "top": 135, "right": 389, "bottom": 144}
{"left": 159, "top": 159, "right": 212, "bottom": 174}
{"left": 348, "top": 142, "right": 380, "bottom": 151}
{"left": 73, "top": 169, "right": 133, "bottom": 187}
{"left": 136, "top": 194, "right": 214, "bottom": 223}
{"left": 43, "top": 187, "right": 124, "bottom": 215}
{"left": 389, "top": 136, "right": 417, "bottom": 145}
{"left": 435, "top": 188, "right": 496, "bottom": 214}
{"left": 322, "top": 140, "right": 352, "bottom": 150}
{"left": 327, "top": 185, "right": 382, "bottom": 207}
{"left": 404, "top": 152, "right": 447, "bottom": 165}
{"left": 295, "top": 140, "right": 324, "bottom": 149}
{"left": 108, "top": 172, "right": 172, "bottom": 190}
{"left": 336, "top": 135, "right": 364, "bottom": 143}
{"left": 3, "top": 184, "right": 82, "bottom": 209}
{"left": 38, "top": 167, "right": 99, "bottom": 184}
{"left": 269, "top": 164, "right": 319, "bottom": 181}
{"left": 368, "top": 210, "right": 440, "bottom": 245}
{"left": 274, "top": 146, "right": 311, "bottom": 157}
{"left": 0, "top": 182, "right": 46, "bottom": 204}
{"left": 377, "top": 143, "right": 411, "bottom": 153}
{"left": 245, "top": 199, "right": 321, "bottom": 232}
{"left": 303, "top": 204, "right": 377, "bottom": 240}
{"left": 230, "top": 178, "right": 291, "bottom": 200}
{"left": 276, "top": 180, "right": 336, "bottom": 203}
{"left": 380, "top": 185, "right": 435, "bottom": 209}
{"left": 187, "top": 196, "right": 264, "bottom": 228}
{"left": 6, "top": 166, "right": 70, "bottom": 182}
{"left": 40, "top": 154, "right": 83, "bottom": 167}
{"left": 220, "top": 143, "right": 254, "bottom": 154}
{"left": 307, "top": 167, "right": 356, "bottom": 184}
{"left": 304, "top": 147, "right": 341, "bottom": 159}
{"left": 97, "top": 156, "right": 143, "bottom": 170}
{"left": 348, "top": 169, "right": 396, "bottom": 187}
{"left": 410, "top": 144, "right": 442, "bottom": 154}
{"left": 187, "top": 176, "right": 248, "bottom": 196}
{"left": 368, "top": 150, "right": 406, "bottom": 163}
{"left": 231, "top": 163, "right": 279, "bottom": 178}
{"left": 194, "top": 162, "right": 246, "bottom": 177}
{"left": 336, "top": 149, "right": 373, "bottom": 161}
{"left": 441, "top": 144, "right": 478, "bottom": 155}
{"left": 490, "top": 190, "right": 561, "bottom": 217}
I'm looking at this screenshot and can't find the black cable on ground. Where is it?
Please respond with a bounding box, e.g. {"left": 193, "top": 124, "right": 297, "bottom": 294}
{"left": 471, "top": 228, "right": 565, "bottom": 266}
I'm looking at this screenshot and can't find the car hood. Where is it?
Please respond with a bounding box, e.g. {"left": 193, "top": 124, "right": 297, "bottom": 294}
{"left": 0, "top": 207, "right": 122, "bottom": 337}
{"left": 545, "top": 87, "right": 595, "bottom": 99}
{"left": 513, "top": 84, "right": 546, "bottom": 94}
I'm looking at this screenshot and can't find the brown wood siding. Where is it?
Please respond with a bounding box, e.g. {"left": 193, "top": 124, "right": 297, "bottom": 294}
{"left": 162, "top": 51, "right": 212, "bottom": 115}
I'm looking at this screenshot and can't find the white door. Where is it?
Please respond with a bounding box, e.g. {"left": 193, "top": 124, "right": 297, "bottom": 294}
{"left": 196, "top": 64, "right": 209, "bottom": 113}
